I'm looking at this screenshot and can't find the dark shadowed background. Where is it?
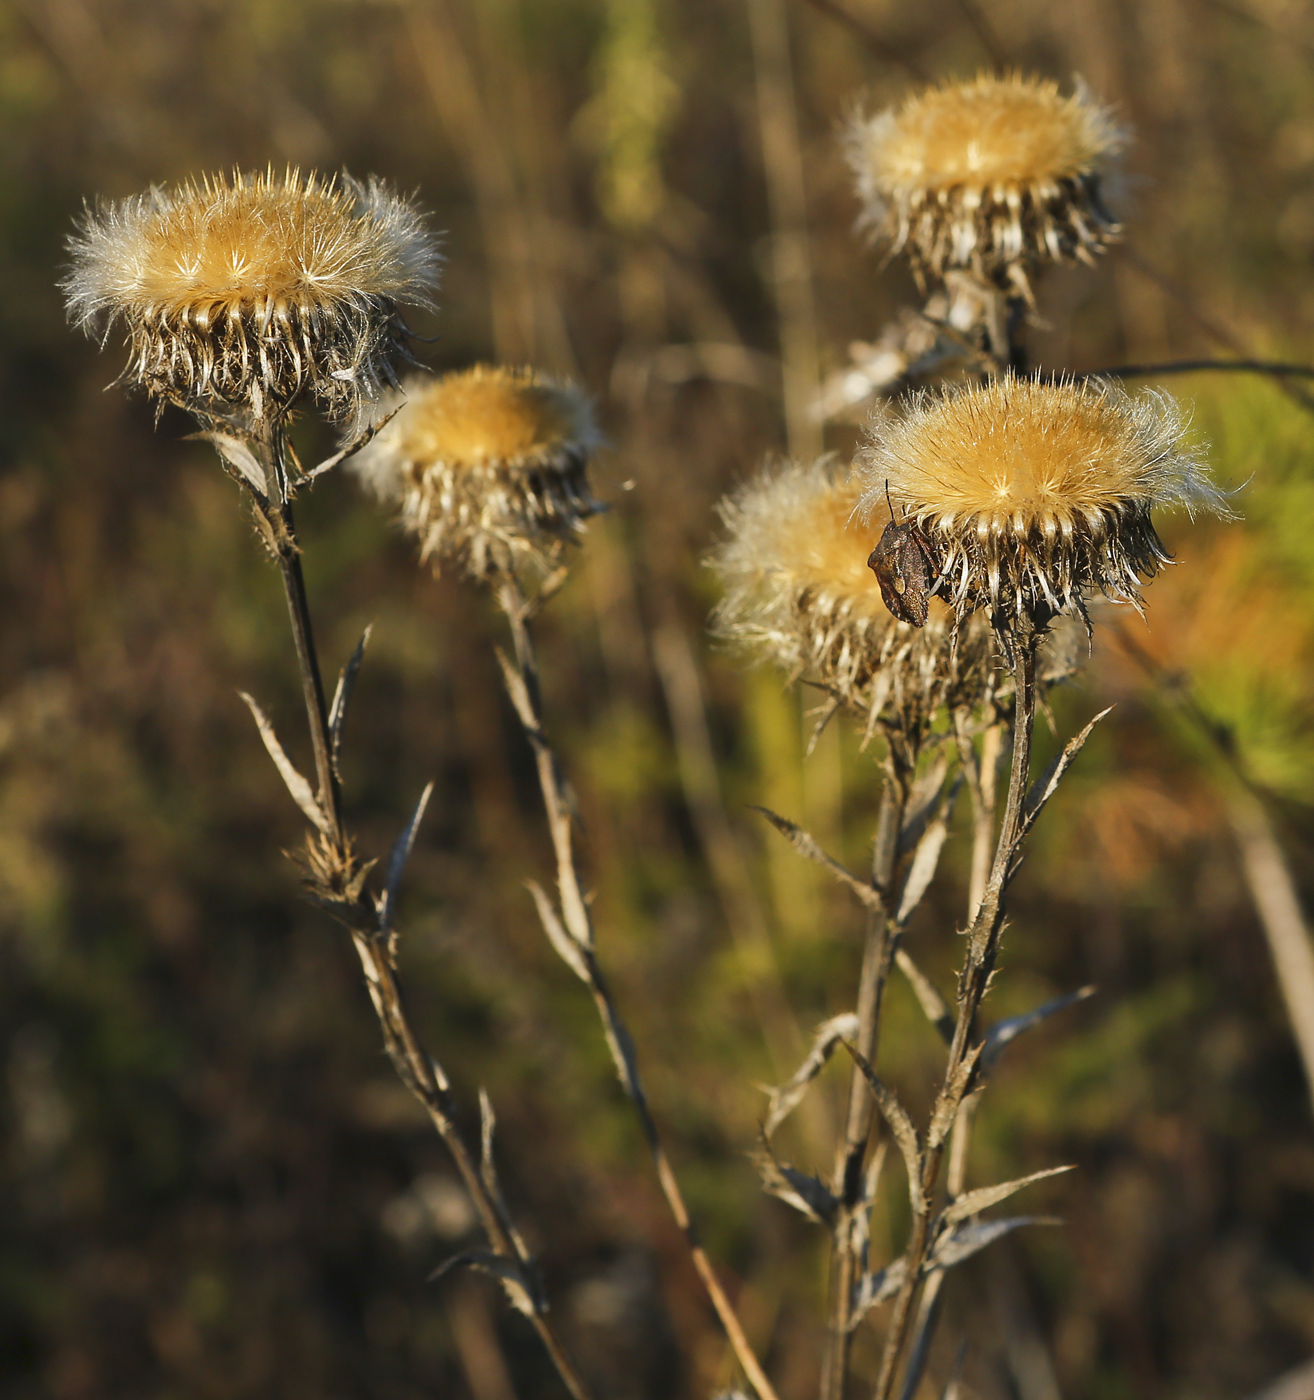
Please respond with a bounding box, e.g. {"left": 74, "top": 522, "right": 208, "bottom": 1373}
{"left": 2, "top": 1, "right": 1314, "bottom": 1397}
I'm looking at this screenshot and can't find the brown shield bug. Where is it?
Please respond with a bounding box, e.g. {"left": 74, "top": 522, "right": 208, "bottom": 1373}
{"left": 868, "top": 482, "right": 936, "bottom": 627}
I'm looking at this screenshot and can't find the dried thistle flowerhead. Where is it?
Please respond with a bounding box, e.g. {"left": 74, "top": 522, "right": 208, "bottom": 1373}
{"left": 352, "top": 365, "right": 602, "bottom": 577}
{"left": 709, "top": 458, "right": 988, "bottom": 733}
{"left": 846, "top": 74, "right": 1123, "bottom": 296}
{"left": 64, "top": 168, "right": 439, "bottom": 426}
{"left": 859, "top": 376, "right": 1226, "bottom": 632}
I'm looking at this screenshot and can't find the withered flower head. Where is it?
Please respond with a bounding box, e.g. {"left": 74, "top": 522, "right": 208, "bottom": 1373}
{"left": 64, "top": 168, "right": 439, "bottom": 425}
{"left": 352, "top": 364, "right": 602, "bottom": 577}
{"left": 859, "top": 376, "right": 1225, "bottom": 631}
{"left": 709, "top": 458, "right": 988, "bottom": 732}
{"left": 846, "top": 74, "right": 1123, "bottom": 295}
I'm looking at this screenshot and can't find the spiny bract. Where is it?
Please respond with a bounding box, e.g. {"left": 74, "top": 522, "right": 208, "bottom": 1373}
{"left": 64, "top": 168, "right": 439, "bottom": 424}
{"left": 351, "top": 365, "right": 602, "bottom": 578}
{"left": 846, "top": 74, "right": 1123, "bottom": 295}
{"left": 858, "top": 376, "right": 1226, "bottom": 629}
{"left": 708, "top": 457, "right": 988, "bottom": 732}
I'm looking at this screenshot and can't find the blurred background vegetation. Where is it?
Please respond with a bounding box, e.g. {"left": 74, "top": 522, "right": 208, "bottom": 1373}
{"left": 2, "top": 0, "right": 1314, "bottom": 1396}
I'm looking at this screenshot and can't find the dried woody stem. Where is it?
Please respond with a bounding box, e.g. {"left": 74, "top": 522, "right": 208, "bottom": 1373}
{"left": 871, "top": 630, "right": 1040, "bottom": 1400}
{"left": 245, "top": 422, "right": 594, "bottom": 1400}
{"left": 493, "top": 571, "right": 781, "bottom": 1400}
{"left": 820, "top": 765, "right": 907, "bottom": 1400}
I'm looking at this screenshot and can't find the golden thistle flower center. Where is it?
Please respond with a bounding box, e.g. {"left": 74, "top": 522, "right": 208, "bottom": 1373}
{"left": 133, "top": 190, "right": 396, "bottom": 321}
{"left": 880, "top": 84, "right": 1109, "bottom": 192}
{"left": 900, "top": 401, "right": 1153, "bottom": 535}
{"left": 793, "top": 489, "right": 889, "bottom": 616}
{"left": 400, "top": 376, "right": 582, "bottom": 471}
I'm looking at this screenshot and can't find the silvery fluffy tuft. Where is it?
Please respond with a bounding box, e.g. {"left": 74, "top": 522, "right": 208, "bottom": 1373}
{"left": 708, "top": 457, "right": 990, "bottom": 735}
{"left": 64, "top": 168, "right": 439, "bottom": 426}
{"left": 846, "top": 74, "right": 1123, "bottom": 299}
{"left": 858, "top": 376, "right": 1227, "bottom": 631}
{"left": 351, "top": 364, "right": 603, "bottom": 578}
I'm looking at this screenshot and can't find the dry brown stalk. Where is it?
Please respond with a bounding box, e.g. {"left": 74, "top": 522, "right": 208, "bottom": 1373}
{"left": 494, "top": 572, "right": 781, "bottom": 1400}
{"left": 820, "top": 776, "right": 905, "bottom": 1400}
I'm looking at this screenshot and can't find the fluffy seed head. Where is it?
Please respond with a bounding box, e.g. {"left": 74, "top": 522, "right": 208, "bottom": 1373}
{"left": 859, "top": 376, "right": 1226, "bottom": 629}
{"left": 709, "top": 458, "right": 989, "bottom": 732}
{"left": 352, "top": 365, "right": 602, "bottom": 577}
{"left": 64, "top": 168, "right": 440, "bottom": 425}
{"left": 846, "top": 74, "right": 1123, "bottom": 292}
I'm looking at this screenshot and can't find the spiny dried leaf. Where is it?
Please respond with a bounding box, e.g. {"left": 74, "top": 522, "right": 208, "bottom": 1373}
{"left": 942, "top": 1165, "right": 1074, "bottom": 1226}
{"left": 494, "top": 645, "right": 539, "bottom": 735}
{"left": 895, "top": 949, "right": 953, "bottom": 1043}
{"left": 527, "top": 564, "right": 571, "bottom": 616}
{"left": 928, "top": 1216, "right": 1059, "bottom": 1271}
{"left": 1019, "top": 707, "right": 1113, "bottom": 840}
{"left": 239, "top": 692, "right": 330, "bottom": 835}
{"left": 927, "top": 1042, "right": 985, "bottom": 1151}
{"left": 190, "top": 430, "right": 267, "bottom": 496}
{"left": 849, "top": 1257, "right": 909, "bottom": 1329}
{"left": 380, "top": 782, "right": 433, "bottom": 934}
{"left": 754, "top": 1138, "right": 838, "bottom": 1225}
{"left": 763, "top": 1013, "right": 860, "bottom": 1139}
{"left": 897, "top": 778, "right": 960, "bottom": 924}
{"left": 303, "top": 404, "right": 401, "bottom": 485}
{"left": 841, "top": 1040, "right": 925, "bottom": 1216}
{"left": 900, "top": 756, "right": 949, "bottom": 850}
{"left": 982, "top": 985, "right": 1096, "bottom": 1071}
{"left": 329, "top": 623, "right": 373, "bottom": 767}
{"left": 478, "top": 1088, "right": 499, "bottom": 1199}
{"left": 526, "top": 880, "right": 590, "bottom": 982}
{"left": 428, "top": 1250, "right": 539, "bottom": 1317}
{"left": 752, "top": 807, "right": 883, "bottom": 913}
{"left": 804, "top": 694, "right": 842, "bottom": 757}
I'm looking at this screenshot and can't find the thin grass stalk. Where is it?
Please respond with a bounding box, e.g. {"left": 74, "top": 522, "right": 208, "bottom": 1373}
{"left": 494, "top": 573, "right": 781, "bottom": 1400}
{"left": 251, "top": 430, "right": 594, "bottom": 1400}
{"left": 747, "top": 0, "right": 822, "bottom": 461}
{"left": 821, "top": 771, "right": 907, "bottom": 1400}
{"left": 1113, "top": 623, "right": 1314, "bottom": 1119}
{"left": 871, "top": 631, "right": 1039, "bottom": 1400}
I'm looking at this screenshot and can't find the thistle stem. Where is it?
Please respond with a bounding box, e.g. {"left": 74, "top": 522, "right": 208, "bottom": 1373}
{"left": 495, "top": 573, "right": 781, "bottom": 1400}
{"left": 277, "top": 543, "right": 343, "bottom": 834}
{"left": 261, "top": 422, "right": 346, "bottom": 838}
{"left": 821, "top": 770, "right": 907, "bottom": 1400}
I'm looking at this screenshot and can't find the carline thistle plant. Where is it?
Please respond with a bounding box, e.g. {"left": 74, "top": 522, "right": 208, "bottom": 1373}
{"left": 353, "top": 366, "right": 786, "bottom": 1400}
{"left": 846, "top": 73, "right": 1124, "bottom": 302}
{"left": 351, "top": 364, "right": 604, "bottom": 577}
{"left": 63, "top": 167, "right": 438, "bottom": 427}
{"left": 819, "top": 74, "right": 1125, "bottom": 423}
{"left": 858, "top": 375, "right": 1228, "bottom": 636}
{"left": 708, "top": 369, "right": 1227, "bottom": 1397}
{"left": 62, "top": 174, "right": 607, "bottom": 1400}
